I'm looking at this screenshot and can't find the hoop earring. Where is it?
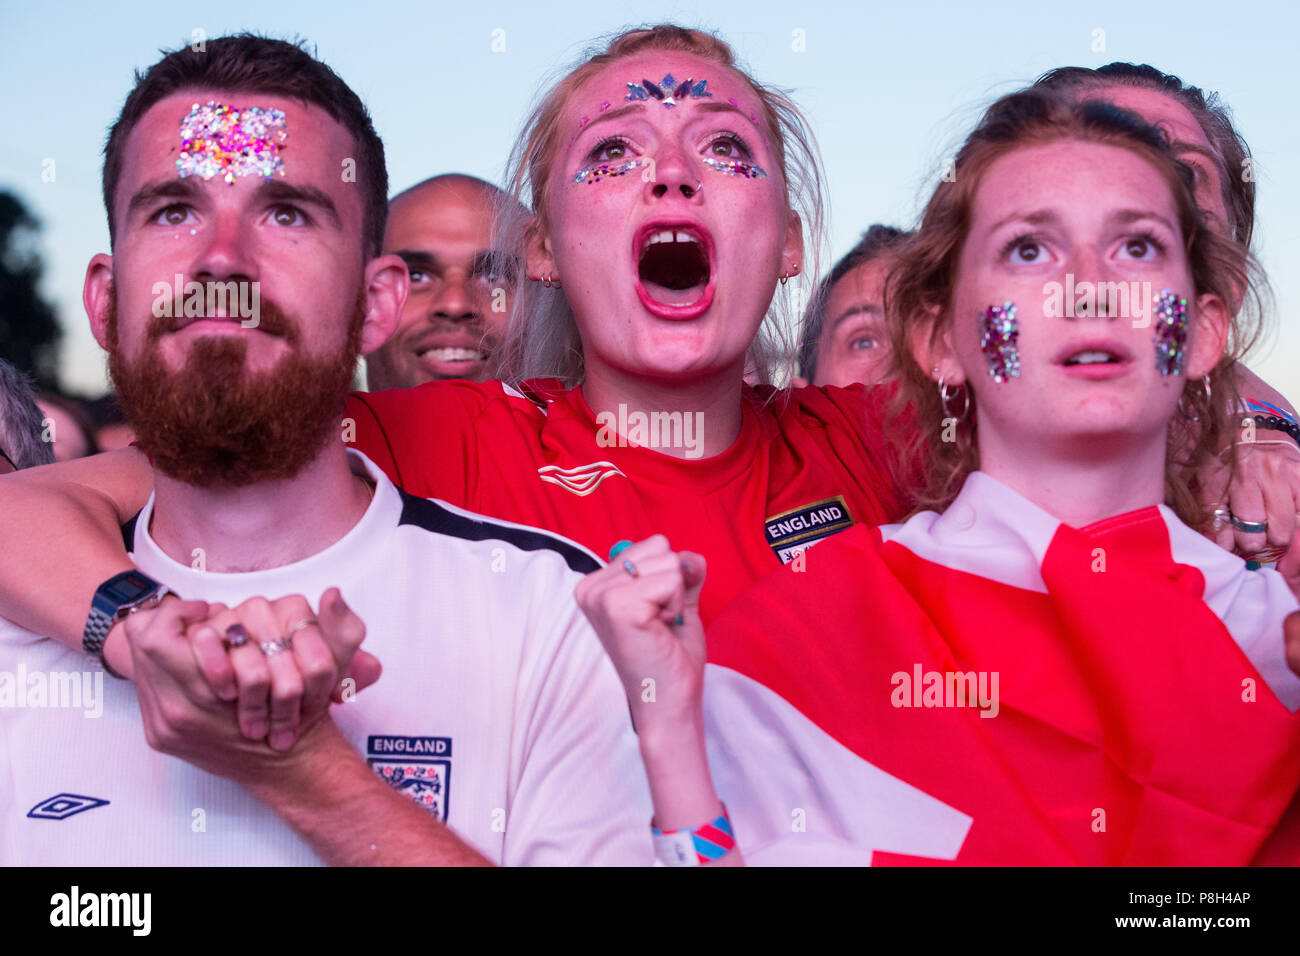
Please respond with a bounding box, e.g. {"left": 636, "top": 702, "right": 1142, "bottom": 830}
{"left": 938, "top": 375, "right": 971, "bottom": 421}
{"left": 1179, "top": 374, "right": 1212, "bottom": 423}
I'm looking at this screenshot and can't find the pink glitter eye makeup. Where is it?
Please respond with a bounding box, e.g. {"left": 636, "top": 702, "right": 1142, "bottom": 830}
{"left": 572, "top": 158, "right": 648, "bottom": 185}
{"left": 701, "top": 157, "right": 768, "bottom": 179}
{"left": 176, "top": 102, "right": 288, "bottom": 185}
{"left": 979, "top": 302, "right": 1020, "bottom": 382}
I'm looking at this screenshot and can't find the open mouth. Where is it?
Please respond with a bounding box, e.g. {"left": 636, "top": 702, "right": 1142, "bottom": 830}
{"left": 634, "top": 223, "right": 714, "bottom": 317}
{"left": 1062, "top": 349, "right": 1122, "bottom": 367}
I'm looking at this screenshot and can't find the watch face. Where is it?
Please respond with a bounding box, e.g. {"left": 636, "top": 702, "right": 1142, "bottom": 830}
{"left": 102, "top": 570, "right": 157, "bottom": 605}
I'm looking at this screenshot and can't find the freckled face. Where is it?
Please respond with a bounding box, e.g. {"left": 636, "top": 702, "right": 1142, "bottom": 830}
{"left": 109, "top": 90, "right": 366, "bottom": 375}
{"left": 813, "top": 258, "right": 893, "bottom": 387}
{"left": 945, "top": 141, "right": 1218, "bottom": 450}
{"left": 539, "top": 51, "right": 799, "bottom": 381}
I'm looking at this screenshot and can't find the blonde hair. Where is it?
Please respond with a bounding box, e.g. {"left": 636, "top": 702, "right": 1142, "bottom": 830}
{"left": 884, "top": 88, "right": 1266, "bottom": 531}
{"left": 493, "top": 24, "right": 826, "bottom": 388}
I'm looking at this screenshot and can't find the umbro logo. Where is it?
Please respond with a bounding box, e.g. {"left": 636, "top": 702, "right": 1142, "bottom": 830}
{"left": 538, "top": 462, "right": 626, "bottom": 497}
{"left": 28, "top": 793, "right": 110, "bottom": 820}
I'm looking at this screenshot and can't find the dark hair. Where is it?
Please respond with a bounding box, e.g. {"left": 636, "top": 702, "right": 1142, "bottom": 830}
{"left": 797, "top": 224, "right": 908, "bottom": 380}
{"left": 1033, "top": 63, "right": 1254, "bottom": 248}
{"left": 0, "top": 359, "right": 54, "bottom": 469}
{"left": 885, "top": 88, "right": 1262, "bottom": 531}
{"left": 102, "top": 34, "right": 387, "bottom": 257}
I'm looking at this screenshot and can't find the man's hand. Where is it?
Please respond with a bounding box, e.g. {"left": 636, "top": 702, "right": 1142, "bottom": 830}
{"left": 182, "top": 589, "right": 373, "bottom": 749}
{"left": 121, "top": 589, "right": 380, "bottom": 753}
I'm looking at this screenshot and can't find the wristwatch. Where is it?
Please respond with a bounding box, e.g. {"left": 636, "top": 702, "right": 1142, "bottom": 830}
{"left": 83, "top": 570, "right": 173, "bottom": 679}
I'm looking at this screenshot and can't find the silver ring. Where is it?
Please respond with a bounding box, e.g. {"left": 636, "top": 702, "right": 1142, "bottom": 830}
{"left": 1212, "top": 507, "right": 1231, "bottom": 531}
{"left": 621, "top": 558, "right": 639, "bottom": 578}
{"left": 285, "top": 617, "right": 319, "bottom": 639}
{"left": 1229, "top": 513, "right": 1268, "bottom": 534}
{"left": 259, "top": 636, "right": 293, "bottom": 657}
{"left": 223, "top": 623, "right": 250, "bottom": 651}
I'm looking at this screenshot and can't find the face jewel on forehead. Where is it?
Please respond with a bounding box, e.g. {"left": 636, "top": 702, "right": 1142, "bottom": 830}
{"left": 979, "top": 302, "right": 1020, "bottom": 383}
{"left": 1152, "top": 288, "right": 1189, "bottom": 376}
{"left": 176, "top": 101, "right": 288, "bottom": 185}
{"left": 625, "top": 74, "right": 713, "bottom": 108}
{"left": 701, "top": 157, "right": 769, "bottom": 179}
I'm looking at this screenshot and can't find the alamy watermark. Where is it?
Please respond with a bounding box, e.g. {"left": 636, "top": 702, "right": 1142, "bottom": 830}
{"left": 0, "top": 665, "right": 104, "bottom": 718}
{"left": 1043, "top": 275, "right": 1153, "bottom": 327}
{"left": 595, "top": 404, "right": 704, "bottom": 459}
{"left": 890, "top": 664, "right": 999, "bottom": 718}
{"left": 151, "top": 274, "right": 261, "bottom": 327}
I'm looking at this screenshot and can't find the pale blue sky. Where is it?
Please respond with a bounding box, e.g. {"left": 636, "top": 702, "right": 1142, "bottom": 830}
{"left": 3, "top": 0, "right": 1298, "bottom": 397}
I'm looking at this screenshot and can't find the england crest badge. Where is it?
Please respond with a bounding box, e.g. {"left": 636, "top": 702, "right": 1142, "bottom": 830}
{"left": 367, "top": 735, "right": 452, "bottom": 821}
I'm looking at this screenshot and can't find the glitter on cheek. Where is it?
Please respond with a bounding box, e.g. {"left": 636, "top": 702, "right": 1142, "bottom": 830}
{"left": 1152, "top": 288, "right": 1189, "bottom": 376}
{"left": 572, "top": 157, "right": 648, "bottom": 185}
{"left": 978, "top": 302, "right": 1020, "bottom": 382}
{"left": 189, "top": 228, "right": 197, "bottom": 236}
{"left": 701, "top": 157, "right": 769, "bottom": 179}
{"left": 175, "top": 101, "right": 289, "bottom": 185}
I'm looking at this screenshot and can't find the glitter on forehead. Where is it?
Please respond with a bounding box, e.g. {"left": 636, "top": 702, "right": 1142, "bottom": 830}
{"left": 625, "top": 74, "right": 713, "bottom": 109}
{"left": 176, "top": 102, "right": 288, "bottom": 185}
{"left": 702, "top": 157, "right": 768, "bottom": 179}
{"left": 1152, "top": 288, "right": 1188, "bottom": 376}
{"left": 979, "top": 302, "right": 1020, "bottom": 383}
{"left": 572, "top": 157, "right": 649, "bottom": 185}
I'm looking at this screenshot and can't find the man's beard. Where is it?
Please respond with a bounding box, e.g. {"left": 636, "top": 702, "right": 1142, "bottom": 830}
{"left": 107, "top": 285, "right": 365, "bottom": 488}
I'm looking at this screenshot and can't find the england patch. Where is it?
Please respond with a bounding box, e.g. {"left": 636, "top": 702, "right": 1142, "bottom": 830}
{"left": 764, "top": 495, "right": 854, "bottom": 564}
{"left": 367, "top": 735, "right": 452, "bottom": 821}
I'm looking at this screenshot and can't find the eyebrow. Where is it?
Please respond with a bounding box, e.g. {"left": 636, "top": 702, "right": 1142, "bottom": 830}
{"left": 394, "top": 249, "right": 520, "bottom": 274}
{"left": 124, "top": 176, "right": 341, "bottom": 228}
{"left": 1171, "top": 142, "right": 1222, "bottom": 179}
{"left": 986, "top": 207, "right": 1177, "bottom": 234}
{"left": 830, "top": 304, "right": 882, "bottom": 333}
{"left": 393, "top": 249, "right": 442, "bottom": 270}
{"left": 255, "top": 180, "right": 341, "bottom": 227}
{"left": 125, "top": 178, "right": 200, "bottom": 218}
{"left": 577, "top": 103, "right": 646, "bottom": 137}
{"left": 575, "top": 98, "right": 756, "bottom": 140}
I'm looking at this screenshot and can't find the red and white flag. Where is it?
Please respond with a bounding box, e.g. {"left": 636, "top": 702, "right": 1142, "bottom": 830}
{"left": 704, "top": 472, "right": 1300, "bottom": 865}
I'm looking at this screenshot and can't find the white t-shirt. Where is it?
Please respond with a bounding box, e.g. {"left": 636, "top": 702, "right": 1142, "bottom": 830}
{"left": 0, "top": 451, "right": 653, "bottom": 866}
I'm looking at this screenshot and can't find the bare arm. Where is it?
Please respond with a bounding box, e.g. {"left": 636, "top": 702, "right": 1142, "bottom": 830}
{"left": 129, "top": 598, "right": 491, "bottom": 866}
{"left": 244, "top": 721, "right": 493, "bottom": 866}
{"left": 0, "top": 447, "right": 154, "bottom": 671}
{"left": 1233, "top": 362, "right": 1297, "bottom": 418}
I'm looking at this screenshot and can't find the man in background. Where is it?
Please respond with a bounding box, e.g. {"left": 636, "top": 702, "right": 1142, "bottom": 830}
{"left": 364, "top": 174, "right": 519, "bottom": 389}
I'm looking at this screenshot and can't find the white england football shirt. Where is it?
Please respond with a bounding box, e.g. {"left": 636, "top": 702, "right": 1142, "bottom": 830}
{"left": 0, "top": 451, "right": 653, "bottom": 865}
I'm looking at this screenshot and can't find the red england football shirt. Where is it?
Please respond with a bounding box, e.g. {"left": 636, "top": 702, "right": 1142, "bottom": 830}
{"left": 344, "top": 378, "right": 915, "bottom": 624}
